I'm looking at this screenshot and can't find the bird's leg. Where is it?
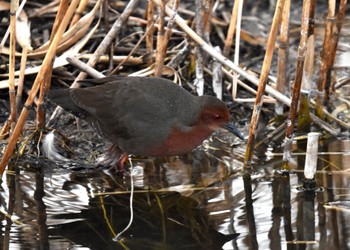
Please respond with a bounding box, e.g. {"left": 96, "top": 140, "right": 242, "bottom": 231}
{"left": 97, "top": 144, "right": 128, "bottom": 172}
{"left": 116, "top": 153, "right": 129, "bottom": 172}
{"left": 107, "top": 145, "right": 129, "bottom": 172}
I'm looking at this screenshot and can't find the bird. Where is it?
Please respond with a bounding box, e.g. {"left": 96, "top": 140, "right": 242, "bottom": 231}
{"left": 49, "top": 76, "right": 243, "bottom": 170}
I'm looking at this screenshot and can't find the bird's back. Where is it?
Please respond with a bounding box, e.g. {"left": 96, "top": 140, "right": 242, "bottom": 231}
{"left": 50, "top": 76, "right": 203, "bottom": 156}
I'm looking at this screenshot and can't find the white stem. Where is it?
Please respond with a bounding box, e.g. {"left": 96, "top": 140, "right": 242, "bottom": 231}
{"left": 304, "top": 132, "right": 320, "bottom": 179}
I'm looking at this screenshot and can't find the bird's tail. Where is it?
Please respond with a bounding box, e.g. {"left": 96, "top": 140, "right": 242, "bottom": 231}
{"left": 49, "top": 88, "right": 85, "bottom": 117}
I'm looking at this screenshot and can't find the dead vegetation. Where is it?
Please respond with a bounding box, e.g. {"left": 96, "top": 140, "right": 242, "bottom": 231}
{"left": 0, "top": 0, "right": 349, "bottom": 174}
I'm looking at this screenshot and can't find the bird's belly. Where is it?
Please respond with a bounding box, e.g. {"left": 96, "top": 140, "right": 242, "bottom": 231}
{"left": 118, "top": 139, "right": 197, "bottom": 157}
{"left": 122, "top": 126, "right": 214, "bottom": 157}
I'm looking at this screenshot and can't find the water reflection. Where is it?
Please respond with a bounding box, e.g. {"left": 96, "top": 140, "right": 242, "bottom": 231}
{"left": 0, "top": 139, "right": 349, "bottom": 249}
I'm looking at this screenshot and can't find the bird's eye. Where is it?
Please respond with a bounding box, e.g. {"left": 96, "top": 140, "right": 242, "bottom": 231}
{"left": 215, "top": 114, "right": 221, "bottom": 119}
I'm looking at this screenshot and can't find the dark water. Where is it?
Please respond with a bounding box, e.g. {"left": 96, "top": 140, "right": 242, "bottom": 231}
{"left": 1, "top": 136, "right": 350, "bottom": 250}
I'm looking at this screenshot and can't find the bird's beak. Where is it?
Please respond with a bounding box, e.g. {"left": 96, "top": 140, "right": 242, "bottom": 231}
{"left": 223, "top": 123, "right": 244, "bottom": 140}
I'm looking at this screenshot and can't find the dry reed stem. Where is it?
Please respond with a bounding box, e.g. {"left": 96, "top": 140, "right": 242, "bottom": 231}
{"left": 309, "top": 113, "right": 339, "bottom": 136}
{"left": 70, "top": 0, "right": 89, "bottom": 28}
{"left": 222, "top": 68, "right": 262, "bottom": 97}
{"left": 194, "top": 0, "right": 203, "bottom": 40}
{"left": 165, "top": 4, "right": 267, "bottom": 46}
{"left": 15, "top": 1, "right": 31, "bottom": 117}
{"left": 282, "top": 0, "right": 311, "bottom": 167}
{"left": 318, "top": 0, "right": 348, "bottom": 116}
{"left": 162, "top": 0, "right": 180, "bottom": 69}
{"left": 153, "top": 0, "right": 291, "bottom": 106}
{"left": 154, "top": 0, "right": 167, "bottom": 77}
{"left": 232, "top": 0, "right": 243, "bottom": 99}
{"left": 297, "top": 0, "right": 315, "bottom": 133}
{"left": 79, "top": 54, "right": 144, "bottom": 65}
{"left": 310, "top": 99, "right": 350, "bottom": 129}
{"left": 70, "top": 0, "right": 141, "bottom": 87}
{"left": 0, "top": 0, "right": 26, "bottom": 48}
{"left": 16, "top": 46, "right": 28, "bottom": 116}
{"left": 49, "top": 0, "right": 141, "bottom": 124}
{"left": 204, "top": 66, "right": 262, "bottom": 99}
{"left": 212, "top": 46, "right": 223, "bottom": 100}
{"left": 223, "top": 0, "right": 239, "bottom": 57}
{"left": 28, "top": 0, "right": 60, "bottom": 18}
{"left": 202, "top": 0, "right": 212, "bottom": 43}
{"left": 316, "top": 0, "right": 335, "bottom": 118}
{"left": 194, "top": 0, "right": 204, "bottom": 96}
{"left": 254, "top": 122, "right": 285, "bottom": 148}
{"left": 309, "top": 0, "right": 316, "bottom": 35}
{"left": 167, "top": 40, "right": 190, "bottom": 69}
{"left": 284, "top": 0, "right": 311, "bottom": 139}
{"left": 243, "top": 0, "right": 286, "bottom": 171}
{"left": 0, "top": 20, "right": 100, "bottom": 80}
{"left": 31, "top": 0, "right": 101, "bottom": 57}
{"left": 0, "top": 0, "right": 19, "bottom": 139}
{"left": 0, "top": 0, "right": 80, "bottom": 175}
{"left": 51, "top": 1, "right": 70, "bottom": 40}
{"left": 297, "top": 35, "right": 314, "bottom": 132}
{"left": 8, "top": 0, "right": 18, "bottom": 129}
{"left": 109, "top": 24, "right": 154, "bottom": 75}
{"left": 146, "top": 0, "right": 155, "bottom": 65}
{"left": 222, "top": 68, "right": 255, "bottom": 95}
{"left": 276, "top": 0, "right": 290, "bottom": 115}
{"left": 103, "top": 1, "right": 114, "bottom": 72}
{"left": 330, "top": 0, "right": 347, "bottom": 91}
{"left": 66, "top": 56, "right": 105, "bottom": 79}
{"left": 36, "top": 0, "right": 70, "bottom": 129}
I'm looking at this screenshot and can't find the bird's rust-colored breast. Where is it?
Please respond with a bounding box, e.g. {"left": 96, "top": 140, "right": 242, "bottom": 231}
{"left": 147, "top": 124, "right": 214, "bottom": 156}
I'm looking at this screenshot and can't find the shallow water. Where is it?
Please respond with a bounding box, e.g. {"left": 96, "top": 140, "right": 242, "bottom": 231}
{"left": 1, "top": 136, "right": 350, "bottom": 250}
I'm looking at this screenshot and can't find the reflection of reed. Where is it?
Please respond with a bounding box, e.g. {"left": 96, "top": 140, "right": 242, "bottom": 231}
{"left": 270, "top": 172, "right": 295, "bottom": 249}
{"left": 3, "top": 138, "right": 350, "bottom": 249}
{"left": 281, "top": 174, "right": 294, "bottom": 247}
{"left": 303, "top": 190, "right": 316, "bottom": 243}
{"left": 35, "top": 170, "right": 49, "bottom": 249}
{"left": 322, "top": 157, "right": 341, "bottom": 249}
{"left": 317, "top": 173, "right": 327, "bottom": 248}
{"left": 318, "top": 139, "right": 349, "bottom": 249}
{"left": 225, "top": 176, "right": 239, "bottom": 249}
{"left": 295, "top": 133, "right": 317, "bottom": 248}
{"left": 2, "top": 164, "right": 16, "bottom": 250}
{"left": 243, "top": 175, "right": 258, "bottom": 249}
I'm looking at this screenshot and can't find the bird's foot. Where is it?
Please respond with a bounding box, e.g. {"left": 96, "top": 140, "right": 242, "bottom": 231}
{"left": 96, "top": 145, "right": 128, "bottom": 173}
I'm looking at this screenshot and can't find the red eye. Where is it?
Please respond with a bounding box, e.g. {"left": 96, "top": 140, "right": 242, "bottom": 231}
{"left": 215, "top": 114, "right": 221, "bottom": 119}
